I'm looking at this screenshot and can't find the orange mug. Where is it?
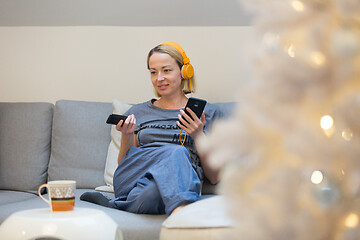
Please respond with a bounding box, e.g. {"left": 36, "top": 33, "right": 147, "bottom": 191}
{"left": 38, "top": 180, "right": 76, "bottom": 211}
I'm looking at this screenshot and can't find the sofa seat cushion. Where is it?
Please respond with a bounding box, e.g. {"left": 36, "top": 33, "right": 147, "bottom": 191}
{"left": 48, "top": 100, "right": 113, "bottom": 189}
{"left": 75, "top": 189, "right": 166, "bottom": 240}
{"left": 0, "top": 102, "right": 53, "bottom": 192}
{"left": 160, "top": 195, "right": 233, "bottom": 240}
{"left": 0, "top": 191, "right": 38, "bottom": 205}
{"left": 76, "top": 190, "right": 166, "bottom": 240}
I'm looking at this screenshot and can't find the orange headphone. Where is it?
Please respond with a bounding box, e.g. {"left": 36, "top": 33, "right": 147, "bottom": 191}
{"left": 161, "top": 41, "right": 194, "bottom": 80}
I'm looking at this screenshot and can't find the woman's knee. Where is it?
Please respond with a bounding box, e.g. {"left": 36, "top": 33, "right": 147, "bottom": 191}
{"left": 128, "top": 177, "right": 165, "bottom": 214}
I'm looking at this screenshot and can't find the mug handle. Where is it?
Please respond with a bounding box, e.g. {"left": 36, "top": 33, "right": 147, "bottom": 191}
{"left": 38, "top": 183, "right": 51, "bottom": 207}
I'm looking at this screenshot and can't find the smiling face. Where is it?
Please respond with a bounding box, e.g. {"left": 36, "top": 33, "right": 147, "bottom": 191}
{"left": 148, "top": 52, "right": 183, "bottom": 98}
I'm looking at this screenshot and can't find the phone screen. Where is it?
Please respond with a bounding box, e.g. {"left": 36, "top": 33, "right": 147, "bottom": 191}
{"left": 184, "top": 97, "right": 207, "bottom": 120}
{"left": 106, "top": 114, "right": 127, "bottom": 125}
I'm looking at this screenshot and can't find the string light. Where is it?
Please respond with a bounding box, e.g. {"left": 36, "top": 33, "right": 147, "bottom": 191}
{"left": 320, "top": 115, "right": 333, "bottom": 130}
{"left": 345, "top": 213, "right": 359, "bottom": 228}
{"left": 291, "top": 0, "right": 305, "bottom": 12}
{"left": 287, "top": 44, "right": 296, "bottom": 58}
{"left": 341, "top": 128, "right": 353, "bottom": 141}
{"left": 310, "top": 51, "right": 326, "bottom": 67}
{"left": 311, "top": 170, "right": 324, "bottom": 184}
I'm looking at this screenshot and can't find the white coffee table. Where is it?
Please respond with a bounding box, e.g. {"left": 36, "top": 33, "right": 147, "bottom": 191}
{"left": 0, "top": 207, "right": 123, "bottom": 240}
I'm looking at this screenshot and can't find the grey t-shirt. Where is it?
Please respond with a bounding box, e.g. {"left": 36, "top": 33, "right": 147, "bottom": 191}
{"left": 124, "top": 99, "right": 222, "bottom": 179}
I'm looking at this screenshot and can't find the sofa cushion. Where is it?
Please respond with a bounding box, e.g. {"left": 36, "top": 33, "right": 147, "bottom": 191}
{"left": 198, "top": 102, "right": 237, "bottom": 195}
{"left": 0, "top": 102, "right": 53, "bottom": 192}
{"left": 0, "top": 191, "right": 38, "bottom": 205}
{"left": 96, "top": 99, "right": 131, "bottom": 192}
{"left": 48, "top": 100, "right": 112, "bottom": 189}
{"left": 75, "top": 189, "right": 166, "bottom": 240}
{"left": 213, "top": 102, "right": 236, "bottom": 119}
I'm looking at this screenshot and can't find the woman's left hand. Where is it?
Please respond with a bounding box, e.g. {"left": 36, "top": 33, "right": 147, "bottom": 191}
{"left": 177, "top": 108, "right": 206, "bottom": 140}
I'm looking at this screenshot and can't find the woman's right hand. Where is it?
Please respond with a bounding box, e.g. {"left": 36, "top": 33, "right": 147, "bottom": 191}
{"left": 115, "top": 114, "right": 136, "bottom": 135}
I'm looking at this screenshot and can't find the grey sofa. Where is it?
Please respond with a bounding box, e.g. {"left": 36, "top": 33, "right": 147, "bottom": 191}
{"left": 0, "top": 99, "right": 234, "bottom": 240}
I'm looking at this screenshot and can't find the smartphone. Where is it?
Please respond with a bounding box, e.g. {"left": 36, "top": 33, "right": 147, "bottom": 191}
{"left": 183, "top": 97, "right": 207, "bottom": 123}
{"left": 106, "top": 114, "right": 128, "bottom": 126}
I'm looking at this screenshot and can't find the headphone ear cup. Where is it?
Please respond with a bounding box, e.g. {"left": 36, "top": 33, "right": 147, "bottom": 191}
{"left": 181, "top": 63, "right": 194, "bottom": 79}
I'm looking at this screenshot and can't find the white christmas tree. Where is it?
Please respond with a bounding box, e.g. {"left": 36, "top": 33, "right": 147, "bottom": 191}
{"left": 198, "top": 0, "right": 360, "bottom": 239}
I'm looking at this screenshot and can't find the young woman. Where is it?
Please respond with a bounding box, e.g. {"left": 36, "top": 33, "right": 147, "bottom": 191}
{"left": 81, "top": 42, "right": 222, "bottom": 215}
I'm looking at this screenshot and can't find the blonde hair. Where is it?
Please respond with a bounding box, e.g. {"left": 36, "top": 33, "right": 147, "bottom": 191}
{"left": 147, "top": 44, "right": 196, "bottom": 97}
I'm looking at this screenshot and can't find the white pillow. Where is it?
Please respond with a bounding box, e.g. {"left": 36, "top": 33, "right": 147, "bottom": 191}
{"left": 160, "top": 196, "right": 233, "bottom": 240}
{"left": 95, "top": 99, "right": 131, "bottom": 192}
{"left": 162, "top": 196, "right": 233, "bottom": 229}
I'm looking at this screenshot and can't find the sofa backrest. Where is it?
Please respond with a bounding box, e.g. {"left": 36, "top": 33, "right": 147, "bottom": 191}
{"left": 0, "top": 102, "right": 54, "bottom": 192}
{"left": 0, "top": 100, "right": 237, "bottom": 193}
{"left": 47, "top": 100, "right": 113, "bottom": 189}
{"left": 214, "top": 102, "right": 236, "bottom": 119}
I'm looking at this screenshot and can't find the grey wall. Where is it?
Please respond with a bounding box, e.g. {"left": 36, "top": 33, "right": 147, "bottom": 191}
{"left": 0, "top": 0, "right": 253, "bottom": 26}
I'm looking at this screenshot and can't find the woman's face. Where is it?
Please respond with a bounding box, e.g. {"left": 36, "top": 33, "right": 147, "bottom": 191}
{"left": 148, "top": 52, "right": 183, "bottom": 98}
